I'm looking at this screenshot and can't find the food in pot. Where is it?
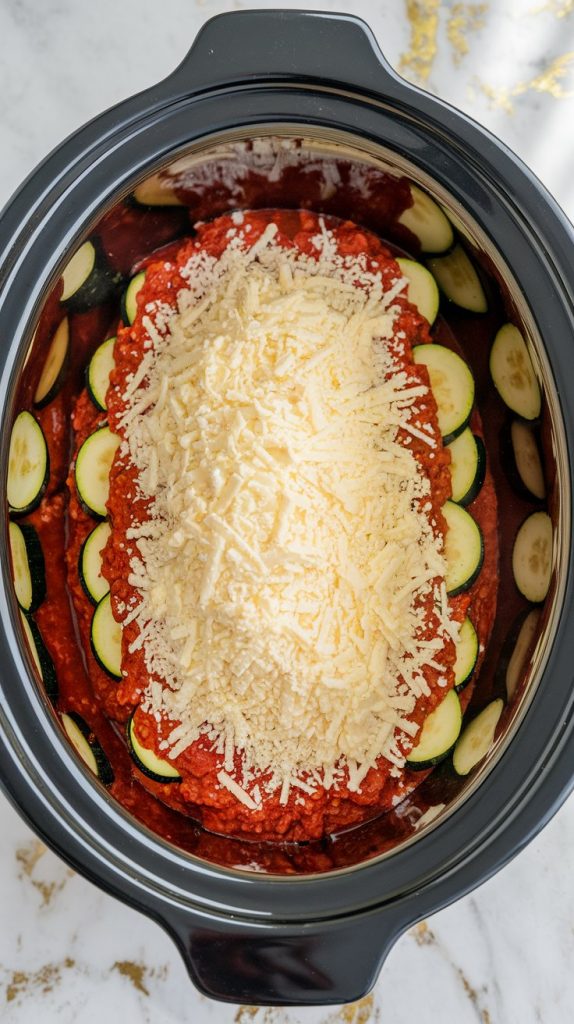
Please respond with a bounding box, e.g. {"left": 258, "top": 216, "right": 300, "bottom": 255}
{"left": 6, "top": 145, "right": 553, "bottom": 853}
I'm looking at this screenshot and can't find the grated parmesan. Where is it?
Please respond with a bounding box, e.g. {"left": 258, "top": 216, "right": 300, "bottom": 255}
{"left": 110, "top": 219, "right": 457, "bottom": 802}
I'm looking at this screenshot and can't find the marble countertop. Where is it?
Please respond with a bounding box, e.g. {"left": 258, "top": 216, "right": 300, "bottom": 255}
{"left": 1, "top": 0, "right": 574, "bottom": 1021}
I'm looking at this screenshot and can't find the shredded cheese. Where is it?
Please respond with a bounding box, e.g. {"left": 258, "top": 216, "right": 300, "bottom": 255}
{"left": 113, "top": 220, "right": 456, "bottom": 800}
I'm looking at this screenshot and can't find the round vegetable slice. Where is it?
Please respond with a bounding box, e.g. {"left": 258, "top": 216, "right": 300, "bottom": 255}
{"left": 19, "top": 610, "right": 58, "bottom": 703}
{"left": 396, "top": 258, "right": 440, "bottom": 325}
{"left": 406, "top": 689, "right": 462, "bottom": 770}
{"left": 413, "top": 344, "right": 475, "bottom": 444}
{"left": 453, "top": 699, "right": 504, "bottom": 776}
{"left": 490, "top": 324, "right": 541, "bottom": 421}
{"left": 128, "top": 712, "right": 181, "bottom": 783}
{"left": 79, "top": 522, "right": 111, "bottom": 605}
{"left": 132, "top": 172, "right": 184, "bottom": 207}
{"left": 427, "top": 245, "right": 488, "bottom": 314}
{"left": 510, "top": 419, "right": 545, "bottom": 499}
{"left": 442, "top": 500, "right": 484, "bottom": 597}
{"left": 9, "top": 521, "right": 46, "bottom": 613}
{"left": 122, "top": 271, "right": 146, "bottom": 325}
{"left": 397, "top": 185, "right": 454, "bottom": 254}
{"left": 75, "top": 426, "right": 120, "bottom": 518}
{"left": 61, "top": 712, "right": 114, "bottom": 785}
{"left": 447, "top": 429, "right": 486, "bottom": 506}
{"left": 512, "top": 511, "right": 552, "bottom": 603}
{"left": 90, "top": 592, "right": 122, "bottom": 679}
{"left": 61, "top": 240, "right": 122, "bottom": 313}
{"left": 506, "top": 609, "right": 540, "bottom": 701}
{"left": 454, "top": 617, "right": 478, "bottom": 692}
{"left": 7, "top": 411, "right": 50, "bottom": 516}
{"left": 34, "top": 317, "right": 69, "bottom": 408}
{"left": 61, "top": 712, "right": 99, "bottom": 775}
{"left": 61, "top": 241, "right": 96, "bottom": 301}
{"left": 87, "top": 336, "right": 116, "bottom": 412}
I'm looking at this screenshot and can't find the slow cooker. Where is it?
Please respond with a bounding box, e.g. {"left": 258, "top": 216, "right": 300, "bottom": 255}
{"left": 0, "top": 9, "right": 573, "bottom": 1007}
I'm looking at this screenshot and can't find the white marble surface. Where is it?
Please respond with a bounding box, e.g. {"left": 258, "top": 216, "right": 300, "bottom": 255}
{"left": 1, "top": 0, "right": 574, "bottom": 1021}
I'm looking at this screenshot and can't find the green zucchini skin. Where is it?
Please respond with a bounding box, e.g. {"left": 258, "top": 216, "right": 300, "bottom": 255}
{"left": 406, "top": 689, "right": 462, "bottom": 770}
{"left": 79, "top": 522, "right": 111, "bottom": 606}
{"left": 24, "top": 613, "right": 58, "bottom": 704}
{"left": 501, "top": 418, "right": 546, "bottom": 503}
{"left": 33, "top": 317, "right": 70, "bottom": 409}
{"left": 121, "top": 271, "right": 147, "bottom": 325}
{"left": 62, "top": 239, "right": 123, "bottom": 314}
{"left": 90, "top": 592, "right": 122, "bottom": 679}
{"left": 443, "top": 501, "right": 484, "bottom": 598}
{"left": 8, "top": 412, "right": 50, "bottom": 517}
{"left": 512, "top": 511, "right": 552, "bottom": 604}
{"left": 453, "top": 699, "right": 504, "bottom": 777}
{"left": 412, "top": 344, "right": 475, "bottom": 446}
{"left": 86, "top": 337, "right": 116, "bottom": 412}
{"left": 427, "top": 245, "right": 488, "bottom": 314}
{"left": 127, "top": 711, "right": 182, "bottom": 784}
{"left": 63, "top": 711, "right": 114, "bottom": 786}
{"left": 446, "top": 432, "right": 484, "bottom": 507}
{"left": 10, "top": 522, "right": 46, "bottom": 613}
{"left": 454, "top": 617, "right": 479, "bottom": 693}
{"left": 75, "top": 426, "right": 120, "bottom": 519}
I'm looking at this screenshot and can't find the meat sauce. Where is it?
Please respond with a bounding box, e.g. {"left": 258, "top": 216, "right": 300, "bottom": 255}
{"left": 62, "top": 209, "right": 499, "bottom": 842}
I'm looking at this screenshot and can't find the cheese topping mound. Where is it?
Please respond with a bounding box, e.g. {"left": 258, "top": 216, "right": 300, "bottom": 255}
{"left": 116, "top": 221, "right": 455, "bottom": 801}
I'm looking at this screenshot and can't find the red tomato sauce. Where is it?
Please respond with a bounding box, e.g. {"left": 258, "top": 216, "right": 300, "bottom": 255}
{"left": 61, "top": 210, "right": 499, "bottom": 842}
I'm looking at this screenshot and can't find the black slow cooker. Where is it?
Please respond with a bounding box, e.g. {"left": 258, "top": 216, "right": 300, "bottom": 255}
{"left": 1, "top": 9, "right": 573, "bottom": 1007}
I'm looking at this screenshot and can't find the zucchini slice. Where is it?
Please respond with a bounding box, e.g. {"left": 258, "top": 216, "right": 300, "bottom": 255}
{"left": 61, "top": 712, "right": 114, "bottom": 786}
{"left": 406, "top": 689, "right": 462, "bottom": 770}
{"left": 121, "top": 271, "right": 146, "bottom": 325}
{"left": 447, "top": 429, "right": 486, "bottom": 506}
{"left": 413, "top": 343, "right": 475, "bottom": 444}
{"left": 79, "top": 522, "right": 111, "bottom": 605}
{"left": 8, "top": 411, "right": 50, "bottom": 516}
{"left": 490, "top": 324, "right": 541, "bottom": 421}
{"left": 510, "top": 420, "right": 545, "bottom": 500}
{"left": 453, "top": 699, "right": 504, "bottom": 776}
{"left": 9, "top": 521, "right": 46, "bottom": 613}
{"left": 397, "top": 185, "right": 454, "bottom": 254}
{"left": 61, "top": 240, "right": 122, "bottom": 313}
{"left": 427, "top": 245, "right": 488, "bottom": 314}
{"left": 132, "top": 172, "right": 184, "bottom": 207}
{"left": 87, "top": 336, "right": 116, "bottom": 412}
{"left": 90, "top": 592, "right": 122, "bottom": 679}
{"left": 512, "top": 511, "right": 552, "bottom": 603}
{"left": 396, "top": 258, "right": 440, "bottom": 325}
{"left": 506, "top": 609, "right": 540, "bottom": 701}
{"left": 34, "top": 317, "right": 69, "bottom": 408}
{"left": 443, "top": 500, "right": 484, "bottom": 597}
{"left": 127, "top": 711, "right": 181, "bottom": 783}
{"left": 75, "top": 426, "right": 120, "bottom": 518}
{"left": 19, "top": 611, "right": 58, "bottom": 703}
{"left": 454, "top": 617, "right": 479, "bottom": 692}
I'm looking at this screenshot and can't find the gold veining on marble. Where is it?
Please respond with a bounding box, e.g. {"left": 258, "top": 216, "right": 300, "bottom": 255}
{"left": 400, "top": 0, "right": 440, "bottom": 81}
{"left": 112, "top": 960, "right": 150, "bottom": 996}
{"left": 411, "top": 920, "right": 436, "bottom": 946}
{"left": 330, "top": 994, "right": 378, "bottom": 1023}
{"left": 232, "top": 995, "right": 378, "bottom": 1023}
{"left": 479, "top": 50, "right": 574, "bottom": 110}
{"left": 5, "top": 957, "right": 75, "bottom": 1005}
{"left": 531, "top": 0, "right": 574, "bottom": 16}
{"left": 447, "top": 4, "right": 488, "bottom": 64}
{"left": 15, "top": 839, "right": 74, "bottom": 908}
{"left": 234, "top": 1007, "right": 284, "bottom": 1023}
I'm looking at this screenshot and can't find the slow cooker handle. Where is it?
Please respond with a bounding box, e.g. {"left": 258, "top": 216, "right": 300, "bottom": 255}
{"left": 168, "top": 909, "right": 405, "bottom": 1006}
{"left": 163, "top": 10, "right": 405, "bottom": 99}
